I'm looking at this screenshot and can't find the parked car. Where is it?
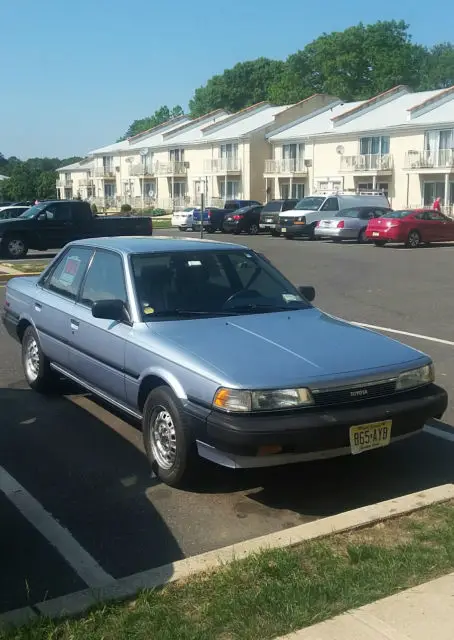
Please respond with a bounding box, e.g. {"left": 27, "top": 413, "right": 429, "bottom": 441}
{"left": 192, "top": 200, "right": 261, "bottom": 233}
{"left": 259, "top": 199, "right": 299, "bottom": 235}
{"left": 315, "top": 206, "right": 392, "bottom": 243}
{"left": 171, "top": 207, "right": 199, "bottom": 231}
{"left": 0, "top": 206, "right": 30, "bottom": 220}
{"left": 0, "top": 199, "right": 153, "bottom": 259}
{"left": 278, "top": 192, "right": 390, "bottom": 240}
{"left": 222, "top": 204, "right": 263, "bottom": 235}
{"left": 3, "top": 236, "right": 447, "bottom": 487}
{"left": 366, "top": 209, "right": 454, "bottom": 248}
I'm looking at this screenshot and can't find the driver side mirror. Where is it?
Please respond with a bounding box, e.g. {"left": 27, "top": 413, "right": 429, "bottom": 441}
{"left": 298, "top": 285, "right": 316, "bottom": 302}
{"left": 37, "top": 212, "right": 47, "bottom": 221}
{"left": 92, "top": 299, "right": 130, "bottom": 323}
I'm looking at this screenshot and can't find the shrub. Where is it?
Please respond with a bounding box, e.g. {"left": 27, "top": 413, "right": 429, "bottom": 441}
{"left": 121, "top": 203, "right": 132, "bottom": 213}
{"left": 91, "top": 203, "right": 98, "bottom": 214}
{"left": 152, "top": 208, "right": 166, "bottom": 217}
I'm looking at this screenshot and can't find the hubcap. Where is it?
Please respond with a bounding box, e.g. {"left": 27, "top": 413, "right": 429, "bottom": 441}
{"left": 25, "top": 336, "right": 40, "bottom": 381}
{"left": 8, "top": 239, "right": 25, "bottom": 257}
{"left": 250, "top": 224, "right": 258, "bottom": 234}
{"left": 409, "top": 232, "right": 419, "bottom": 248}
{"left": 150, "top": 408, "right": 177, "bottom": 470}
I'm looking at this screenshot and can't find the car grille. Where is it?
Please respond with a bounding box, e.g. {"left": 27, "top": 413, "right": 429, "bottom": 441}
{"left": 312, "top": 380, "right": 397, "bottom": 407}
{"left": 280, "top": 218, "right": 294, "bottom": 226}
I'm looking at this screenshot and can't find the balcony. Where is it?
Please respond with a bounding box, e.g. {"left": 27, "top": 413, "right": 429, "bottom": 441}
{"left": 204, "top": 158, "right": 242, "bottom": 173}
{"left": 156, "top": 161, "right": 187, "bottom": 176}
{"left": 404, "top": 150, "right": 454, "bottom": 171}
{"left": 78, "top": 179, "right": 94, "bottom": 187}
{"left": 339, "top": 154, "right": 393, "bottom": 174}
{"left": 129, "top": 163, "right": 156, "bottom": 177}
{"left": 94, "top": 167, "right": 116, "bottom": 179}
{"left": 56, "top": 179, "right": 73, "bottom": 187}
{"left": 264, "top": 158, "right": 308, "bottom": 175}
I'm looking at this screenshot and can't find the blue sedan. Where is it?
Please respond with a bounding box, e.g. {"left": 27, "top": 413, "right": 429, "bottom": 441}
{"left": 2, "top": 237, "right": 447, "bottom": 487}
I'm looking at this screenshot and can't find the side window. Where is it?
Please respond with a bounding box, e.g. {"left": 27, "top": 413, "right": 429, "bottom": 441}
{"left": 321, "top": 198, "right": 339, "bottom": 211}
{"left": 373, "top": 209, "right": 386, "bottom": 218}
{"left": 359, "top": 210, "right": 373, "bottom": 220}
{"left": 45, "top": 247, "right": 93, "bottom": 300}
{"left": 46, "top": 203, "right": 72, "bottom": 221}
{"left": 80, "top": 250, "right": 127, "bottom": 307}
{"left": 428, "top": 211, "right": 447, "bottom": 221}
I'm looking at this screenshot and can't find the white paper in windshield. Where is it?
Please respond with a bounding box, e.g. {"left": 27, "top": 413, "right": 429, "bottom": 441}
{"left": 282, "top": 293, "right": 302, "bottom": 303}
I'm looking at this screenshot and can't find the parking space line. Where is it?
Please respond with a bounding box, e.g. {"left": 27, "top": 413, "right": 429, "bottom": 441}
{"left": 424, "top": 425, "right": 454, "bottom": 442}
{"left": 352, "top": 322, "right": 454, "bottom": 347}
{"left": 0, "top": 465, "right": 115, "bottom": 588}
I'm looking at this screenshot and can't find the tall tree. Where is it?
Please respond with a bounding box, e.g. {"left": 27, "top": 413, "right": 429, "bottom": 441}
{"left": 189, "top": 58, "right": 286, "bottom": 117}
{"left": 120, "top": 105, "right": 184, "bottom": 140}
{"left": 419, "top": 43, "right": 454, "bottom": 90}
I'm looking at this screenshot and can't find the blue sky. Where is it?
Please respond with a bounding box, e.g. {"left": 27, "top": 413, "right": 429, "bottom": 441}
{"left": 1, "top": 0, "right": 452, "bottom": 159}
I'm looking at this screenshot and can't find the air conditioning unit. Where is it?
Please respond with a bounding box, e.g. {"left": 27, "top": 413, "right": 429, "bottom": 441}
{"left": 184, "top": 161, "right": 190, "bottom": 169}
{"left": 304, "top": 159, "right": 312, "bottom": 167}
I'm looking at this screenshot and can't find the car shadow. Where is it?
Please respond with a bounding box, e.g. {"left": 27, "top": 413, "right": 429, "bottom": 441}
{"left": 0, "top": 386, "right": 179, "bottom": 613}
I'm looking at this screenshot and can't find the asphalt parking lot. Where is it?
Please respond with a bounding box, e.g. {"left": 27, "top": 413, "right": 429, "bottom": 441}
{"left": 2, "top": 233, "right": 454, "bottom": 615}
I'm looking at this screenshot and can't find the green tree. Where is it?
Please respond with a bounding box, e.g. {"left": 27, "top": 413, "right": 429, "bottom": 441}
{"left": 419, "top": 43, "right": 454, "bottom": 90}
{"left": 189, "top": 58, "right": 286, "bottom": 117}
{"left": 120, "top": 105, "right": 184, "bottom": 140}
{"left": 36, "top": 170, "right": 57, "bottom": 199}
{"left": 5, "top": 164, "right": 37, "bottom": 200}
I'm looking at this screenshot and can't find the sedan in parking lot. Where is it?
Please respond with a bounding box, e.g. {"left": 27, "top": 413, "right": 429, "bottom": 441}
{"left": 3, "top": 237, "right": 447, "bottom": 488}
{"left": 315, "top": 206, "right": 392, "bottom": 243}
{"left": 366, "top": 209, "right": 454, "bottom": 248}
{"left": 171, "top": 207, "right": 199, "bottom": 231}
{"left": 222, "top": 205, "right": 263, "bottom": 235}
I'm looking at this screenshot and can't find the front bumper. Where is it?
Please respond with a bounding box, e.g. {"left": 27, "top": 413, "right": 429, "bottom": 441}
{"left": 278, "top": 223, "right": 311, "bottom": 237}
{"left": 2, "top": 308, "right": 19, "bottom": 341}
{"left": 193, "top": 384, "right": 447, "bottom": 468}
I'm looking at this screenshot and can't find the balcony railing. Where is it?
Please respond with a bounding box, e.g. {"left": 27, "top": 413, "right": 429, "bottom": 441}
{"left": 129, "top": 163, "right": 156, "bottom": 177}
{"left": 204, "top": 158, "right": 242, "bottom": 173}
{"left": 56, "top": 179, "right": 73, "bottom": 187}
{"left": 94, "top": 167, "right": 116, "bottom": 178}
{"left": 78, "top": 179, "right": 94, "bottom": 187}
{"left": 264, "top": 158, "right": 308, "bottom": 174}
{"left": 156, "top": 161, "right": 187, "bottom": 176}
{"left": 405, "top": 150, "right": 454, "bottom": 170}
{"left": 339, "top": 154, "right": 393, "bottom": 172}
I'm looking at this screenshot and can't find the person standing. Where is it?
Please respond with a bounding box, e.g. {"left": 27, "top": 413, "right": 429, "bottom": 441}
{"left": 433, "top": 196, "right": 441, "bottom": 211}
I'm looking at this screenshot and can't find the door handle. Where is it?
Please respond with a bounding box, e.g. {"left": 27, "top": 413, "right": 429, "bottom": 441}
{"left": 70, "top": 319, "right": 79, "bottom": 332}
{"left": 34, "top": 302, "right": 42, "bottom": 312}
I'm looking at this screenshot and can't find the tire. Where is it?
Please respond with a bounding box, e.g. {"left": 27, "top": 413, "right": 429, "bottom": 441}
{"left": 357, "top": 229, "right": 367, "bottom": 244}
{"left": 271, "top": 230, "right": 280, "bottom": 237}
{"left": 233, "top": 229, "right": 241, "bottom": 235}
{"left": 1, "top": 235, "right": 28, "bottom": 259}
{"left": 248, "top": 223, "right": 259, "bottom": 235}
{"left": 178, "top": 226, "right": 186, "bottom": 232}
{"left": 143, "top": 386, "right": 200, "bottom": 488}
{"left": 406, "top": 230, "right": 421, "bottom": 249}
{"left": 206, "top": 225, "right": 214, "bottom": 234}
{"left": 374, "top": 240, "right": 387, "bottom": 247}
{"left": 285, "top": 235, "right": 294, "bottom": 240}
{"left": 332, "top": 238, "right": 342, "bottom": 243}
{"left": 21, "top": 326, "right": 58, "bottom": 393}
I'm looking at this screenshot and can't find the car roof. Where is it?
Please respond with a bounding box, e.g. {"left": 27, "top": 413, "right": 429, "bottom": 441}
{"left": 69, "top": 236, "right": 247, "bottom": 254}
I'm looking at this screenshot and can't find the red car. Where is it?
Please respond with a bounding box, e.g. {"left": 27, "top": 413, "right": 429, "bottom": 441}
{"left": 366, "top": 209, "right": 454, "bottom": 248}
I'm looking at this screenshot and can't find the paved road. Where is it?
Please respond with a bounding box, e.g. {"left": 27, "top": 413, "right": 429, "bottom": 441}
{"left": 2, "top": 233, "right": 454, "bottom": 614}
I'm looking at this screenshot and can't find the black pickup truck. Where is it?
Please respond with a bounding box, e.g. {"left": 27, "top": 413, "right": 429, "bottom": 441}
{"left": 0, "top": 200, "right": 153, "bottom": 259}
{"left": 192, "top": 200, "right": 261, "bottom": 233}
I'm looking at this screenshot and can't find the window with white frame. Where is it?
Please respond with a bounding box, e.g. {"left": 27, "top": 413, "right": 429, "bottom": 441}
{"left": 282, "top": 143, "right": 304, "bottom": 159}
{"left": 281, "top": 183, "right": 305, "bottom": 199}
{"left": 220, "top": 143, "right": 238, "bottom": 158}
{"left": 357, "top": 182, "right": 389, "bottom": 197}
{"left": 141, "top": 152, "right": 153, "bottom": 170}
{"left": 422, "top": 181, "right": 454, "bottom": 206}
{"left": 219, "top": 180, "right": 240, "bottom": 199}
{"left": 171, "top": 181, "right": 186, "bottom": 198}
{"left": 424, "top": 129, "right": 454, "bottom": 166}
{"left": 359, "top": 136, "right": 390, "bottom": 155}
{"left": 169, "top": 148, "right": 184, "bottom": 162}
{"left": 102, "top": 156, "right": 114, "bottom": 171}
{"left": 104, "top": 183, "right": 116, "bottom": 197}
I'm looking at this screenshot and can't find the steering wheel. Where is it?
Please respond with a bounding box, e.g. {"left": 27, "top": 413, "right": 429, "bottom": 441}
{"left": 223, "top": 289, "right": 261, "bottom": 309}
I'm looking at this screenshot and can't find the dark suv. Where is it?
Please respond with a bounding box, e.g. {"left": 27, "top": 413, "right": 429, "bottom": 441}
{"left": 259, "top": 199, "right": 299, "bottom": 236}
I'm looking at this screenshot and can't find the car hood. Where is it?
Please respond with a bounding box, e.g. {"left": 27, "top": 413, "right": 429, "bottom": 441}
{"left": 152, "top": 308, "right": 428, "bottom": 389}
{"left": 0, "top": 218, "right": 30, "bottom": 232}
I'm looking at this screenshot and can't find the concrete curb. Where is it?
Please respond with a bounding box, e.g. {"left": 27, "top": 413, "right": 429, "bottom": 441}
{"left": 1, "top": 483, "right": 453, "bottom": 629}
{"left": 0, "top": 272, "right": 42, "bottom": 283}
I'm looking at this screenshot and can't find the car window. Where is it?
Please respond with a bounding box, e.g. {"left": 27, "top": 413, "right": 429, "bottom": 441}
{"left": 373, "top": 209, "right": 387, "bottom": 218}
{"left": 381, "top": 210, "right": 413, "bottom": 219}
{"left": 427, "top": 211, "right": 448, "bottom": 221}
{"left": 321, "top": 198, "right": 339, "bottom": 212}
{"left": 358, "top": 210, "right": 374, "bottom": 220}
{"left": 45, "top": 203, "right": 72, "bottom": 221}
{"left": 45, "top": 246, "right": 93, "bottom": 300}
{"left": 261, "top": 201, "right": 283, "bottom": 213}
{"left": 131, "top": 250, "right": 310, "bottom": 320}
{"left": 80, "top": 250, "right": 127, "bottom": 307}
{"left": 337, "top": 208, "right": 361, "bottom": 218}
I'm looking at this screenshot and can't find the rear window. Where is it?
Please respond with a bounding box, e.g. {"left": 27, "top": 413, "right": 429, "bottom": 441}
{"left": 261, "top": 201, "right": 283, "bottom": 213}
{"left": 335, "top": 208, "right": 362, "bottom": 218}
{"left": 381, "top": 210, "right": 413, "bottom": 219}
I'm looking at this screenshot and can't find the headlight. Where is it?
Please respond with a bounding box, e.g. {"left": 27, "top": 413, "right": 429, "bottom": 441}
{"left": 213, "top": 387, "right": 314, "bottom": 412}
{"left": 396, "top": 364, "right": 434, "bottom": 391}
{"left": 296, "top": 216, "right": 306, "bottom": 224}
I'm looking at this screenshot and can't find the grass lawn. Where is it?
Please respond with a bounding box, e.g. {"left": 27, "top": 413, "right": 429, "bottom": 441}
{"left": 2, "top": 500, "right": 454, "bottom": 640}
{"left": 0, "top": 262, "right": 48, "bottom": 274}
{"left": 152, "top": 219, "right": 171, "bottom": 229}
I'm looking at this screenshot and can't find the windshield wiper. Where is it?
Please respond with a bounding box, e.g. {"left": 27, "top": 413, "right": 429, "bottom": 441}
{"left": 150, "top": 309, "right": 233, "bottom": 317}
{"left": 227, "top": 304, "right": 305, "bottom": 313}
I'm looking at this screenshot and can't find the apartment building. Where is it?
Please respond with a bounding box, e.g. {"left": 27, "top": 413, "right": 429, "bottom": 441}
{"left": 266, "top": 85, "right": 454, "bottom": 212}
{"left": 56, "top": 159, "right": 95, "bottom": 200}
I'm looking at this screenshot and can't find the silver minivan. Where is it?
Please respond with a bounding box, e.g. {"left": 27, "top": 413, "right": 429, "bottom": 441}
{"left": 277, "top": 192, "right": 390, "bottom": 240}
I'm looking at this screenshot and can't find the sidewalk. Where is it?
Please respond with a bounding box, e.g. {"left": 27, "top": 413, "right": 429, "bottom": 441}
{"left": 279, "top": 571, "right": 454, "bottom": 639}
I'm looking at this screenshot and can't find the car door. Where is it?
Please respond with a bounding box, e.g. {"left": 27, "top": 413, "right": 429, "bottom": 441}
{"left": 426, "top": 210, "right": 452, "bottom": 241}
{"left": 36, "top": 202, "right": 74, "bottom": 249}
{"left": 67, "top": 248, "right": 131, "bottom": 404}
{"left": 37, "top": 245, "right": 94, "bottom": 369}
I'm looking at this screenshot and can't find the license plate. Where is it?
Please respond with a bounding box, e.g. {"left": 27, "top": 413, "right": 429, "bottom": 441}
{"left": 372, "top": 232, "right": 379, "bottom": 237}
{"left": 267, "top": 223, "right": 276, "bottom": 229}
{"left": 266, "top": 218, "right": 274, "bottom": 223}
{"left": 259, "top": 224, "right": 266, "bottom": 228}
{"left": 281, "top": 228, "right": 287, "bottom": 233}
{"left": 349, "top": 420, "right": 392, "bottom": 455}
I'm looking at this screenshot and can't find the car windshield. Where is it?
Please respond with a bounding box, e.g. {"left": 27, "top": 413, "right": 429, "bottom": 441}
{"left": 19, "top": 203, "right": 46, "bottom": 218}
{"left": 235, "top": 206, "right": 252, "bottom": 214}
{"left": 261, "top": 201, "right": 283, "bottom": 213}
{"left": 131, "top": 249, "right": 310, "bottom": 321}
{"left": 294, "top": 197, "right": 325, "bottom": 211}
{"left": 335, "top": 208, "right": 361, "bottom": 218}
{"left": 183, "top": 207, "right": 195, "bottom": 212}
{"left": 380, "top": 210, "right": 412, "bottom": 219}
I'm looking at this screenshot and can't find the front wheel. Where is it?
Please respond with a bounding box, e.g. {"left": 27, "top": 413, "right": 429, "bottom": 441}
{"left": 21, "top": 326, "right": 58, "bottom": 393}
{"left": 270, "top": 230, "right": 280, "bottom": 237}
{"left": 285, "top": 235, "right": 294, "bottom": 240}
{"left": 1, "top": 235, "right": 28, "bottom": 259}
{"left": 406, "top": 230, "right": 421, "bottom": 248}
{"left": 143, "top": 386, "right": 200, "bottom": 488}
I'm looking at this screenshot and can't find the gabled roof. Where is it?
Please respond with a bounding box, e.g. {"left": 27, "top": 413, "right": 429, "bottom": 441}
{"left": 201, "top": 105, "right": 293, "bottom": 143}
{"left": 331, "top": 85, "right": 410, "bottom": 127}
{"left": 128, "top": 114, "right": 190, "bottom": 142}
{"left": 407, "top": 85, "right": 454, "bottom": 119}
{"left": 58, "top": 159, "right": 94, "bottom": 172}
{"left": 201, "top": 102, "right": 272, "bottom": 135}
{"left": 162, "top": 109, "right": 228, "bottom": 139}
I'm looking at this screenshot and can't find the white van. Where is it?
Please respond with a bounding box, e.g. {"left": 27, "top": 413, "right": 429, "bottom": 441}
{"left": 277, "top": 191, "right": 390, "bottom": 240}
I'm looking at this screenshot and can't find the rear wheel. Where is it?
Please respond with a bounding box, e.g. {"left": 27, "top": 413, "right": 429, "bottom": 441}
{"left": 406, "top": 230, "right": 421, "bottom": 248}
{"left": 285, "top": 235, "right": 294, "bottom": 240}
{"left": 143, "top": 386, "right": 200, "bottom": 487}
{"left": 1, "top": 235, "right": 28, "bottom": 259}
{"left": 271, "top": 230, "right": 280, "bottom": 237}
{"left": 206, "top": 225, "right": 214, "bottom": 234}
{"left": 248, "top": 223, "right": 259, "bottom": 235}
{"left": 332, "top": 238, "right": 342, "bottom": 243}
{"left": 21, "top": 326, "right": 58, "bottom": 393}
{"left": 358, "top": 229, "right": 367, "bottom": 244}
{"left": 374, "top": 240, "right": 387, "bottom": 247}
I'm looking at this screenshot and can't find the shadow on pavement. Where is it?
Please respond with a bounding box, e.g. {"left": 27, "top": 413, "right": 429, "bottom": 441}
{"left": 0, "top": 386, "right": 179, "bottom": 613}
